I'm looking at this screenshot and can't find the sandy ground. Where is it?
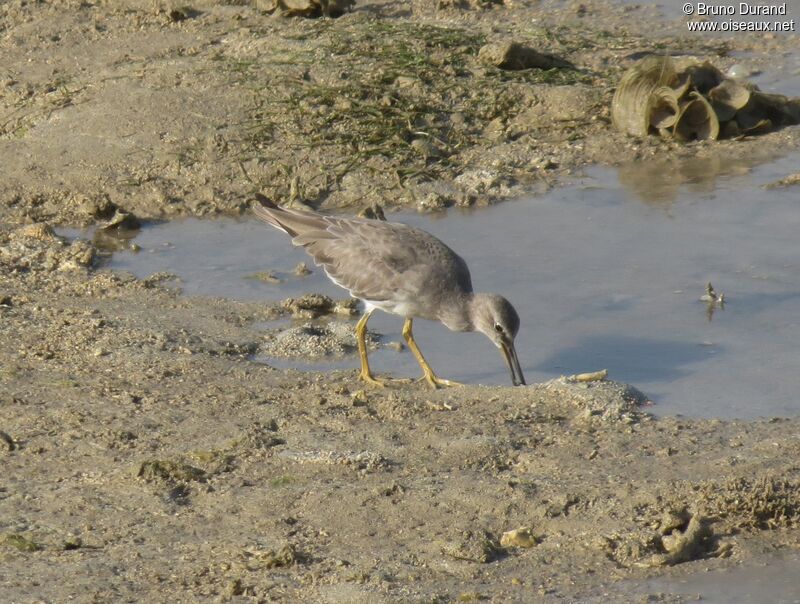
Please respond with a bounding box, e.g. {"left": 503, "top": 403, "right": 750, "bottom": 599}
{"left": 2, "top": 1, "right": 800, "bottom": 602}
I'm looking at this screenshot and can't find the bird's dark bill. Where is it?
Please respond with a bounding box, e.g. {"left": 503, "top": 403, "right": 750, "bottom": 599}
{"left": 500, "top": 341, "right": 526, "bottom": 386}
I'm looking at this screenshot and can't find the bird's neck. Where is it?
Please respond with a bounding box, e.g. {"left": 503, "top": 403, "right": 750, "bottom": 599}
{"left": 438, "top": 291, "right": 475, "bottom": 333}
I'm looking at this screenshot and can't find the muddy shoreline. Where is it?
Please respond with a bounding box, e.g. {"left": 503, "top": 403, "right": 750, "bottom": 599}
{"left": 2, "top": 1, "right": 800, "bottom": 602}
{"left": 2, "top": 0, "right": 799, "bottom": 226}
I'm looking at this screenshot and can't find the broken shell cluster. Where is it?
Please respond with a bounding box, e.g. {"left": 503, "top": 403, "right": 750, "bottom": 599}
{"left": 612, "top": 55, "right": 800, "bottom": 141}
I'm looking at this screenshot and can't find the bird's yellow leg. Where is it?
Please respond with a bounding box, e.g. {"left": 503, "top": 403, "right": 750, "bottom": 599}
{"left": 356, "top": 309, "right": 385, "bottom": 387}
{"left": 402, "top": 318, "right": 462, "bottom": 389}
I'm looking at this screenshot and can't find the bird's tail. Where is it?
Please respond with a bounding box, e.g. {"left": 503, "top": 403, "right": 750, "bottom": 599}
{"left": 252, "top": 193, "right": 330, "bottom": 239}
{"left": 252, "top": 193, "right": 294, "bottom": 235}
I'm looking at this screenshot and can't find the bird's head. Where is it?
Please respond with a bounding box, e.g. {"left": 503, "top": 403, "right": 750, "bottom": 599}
{"left": 471, "top": 294, "right": 526, "bottom": 386}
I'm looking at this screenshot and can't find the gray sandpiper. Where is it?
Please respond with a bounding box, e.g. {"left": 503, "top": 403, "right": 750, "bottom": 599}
{"left": 254, "top": 195, "right": 525, "bottom": 388}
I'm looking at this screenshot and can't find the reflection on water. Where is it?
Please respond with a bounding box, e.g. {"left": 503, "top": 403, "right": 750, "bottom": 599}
{"left": 538, "top": 335, "right": 718, "bottom": 385}
{"left": 616, "top": 151, "right": 778, "bottom": 206}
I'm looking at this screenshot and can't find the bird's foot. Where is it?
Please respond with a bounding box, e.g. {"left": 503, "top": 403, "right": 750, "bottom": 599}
{"left": 418, "top": 373, "right": 463, "bottom": 389}
{"left": 359, "top": 371, "right": 387, "bottom": 388}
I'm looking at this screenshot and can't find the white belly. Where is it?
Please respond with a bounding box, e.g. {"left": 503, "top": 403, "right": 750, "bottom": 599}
{"left": 363, "top": 299, "right": 414, "bottom": 318}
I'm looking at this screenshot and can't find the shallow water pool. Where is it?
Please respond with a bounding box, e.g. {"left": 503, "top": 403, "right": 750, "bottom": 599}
{"left": 100, "top": 149, "right": 800, "bottom": 419}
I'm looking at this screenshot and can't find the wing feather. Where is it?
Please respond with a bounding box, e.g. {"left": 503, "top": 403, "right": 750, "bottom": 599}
{"left": 253, "top": 196, "right": 472, "bottom": 306}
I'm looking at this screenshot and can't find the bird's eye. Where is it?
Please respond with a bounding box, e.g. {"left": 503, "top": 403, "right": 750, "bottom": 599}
{"left": 494, "top": 324, "right": 504, "bottom": 333}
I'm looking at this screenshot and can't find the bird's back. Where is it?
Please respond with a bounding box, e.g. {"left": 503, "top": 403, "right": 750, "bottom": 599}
{"left": 254, "top": 199, "right": 473, "bottom": 319}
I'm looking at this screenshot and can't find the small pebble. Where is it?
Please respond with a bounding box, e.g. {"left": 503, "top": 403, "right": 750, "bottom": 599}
{"left": 500, "top": 527, "right": 538, "bottom": 549}
{"left": 726, "top": 63, "right": 755, "bottom": 79}
{"left": 293, "top": 262, "right": 312, "bottom": 277}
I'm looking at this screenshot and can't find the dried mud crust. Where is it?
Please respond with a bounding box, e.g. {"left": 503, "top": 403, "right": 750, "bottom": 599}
{"left": 2, "top": 214, "right": 800, "bottom": 602}
{"left": 1, "top": 0, "right": 799, "bottom": 226}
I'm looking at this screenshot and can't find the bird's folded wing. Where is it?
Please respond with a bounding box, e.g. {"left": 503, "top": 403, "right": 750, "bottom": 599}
{"left": 299, "top": 220, "right": 422, "bottom": 303}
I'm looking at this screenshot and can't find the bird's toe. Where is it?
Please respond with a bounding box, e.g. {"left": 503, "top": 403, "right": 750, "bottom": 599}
{"left": 419, "top": 374, "right": 463, "bottom": 389}
{"left": 359, "top": 372, "right": 387, "bottom": 388}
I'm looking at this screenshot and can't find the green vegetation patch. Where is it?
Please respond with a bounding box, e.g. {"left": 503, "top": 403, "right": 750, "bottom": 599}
{"left": 1, "top": 533, "right": 42, "bottom": 553}
{"left": 221, "top": 17, "right": 598, "bottom": 197}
